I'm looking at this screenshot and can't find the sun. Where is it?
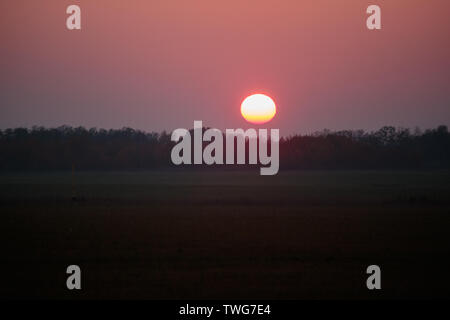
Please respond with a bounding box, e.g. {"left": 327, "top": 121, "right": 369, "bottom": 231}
{"left": 241, "top": 94, "right": 276, "bottom": 124}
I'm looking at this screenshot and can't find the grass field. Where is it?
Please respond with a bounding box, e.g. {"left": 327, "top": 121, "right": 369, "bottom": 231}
{"left": 1, "top": 170, "right": 450, "bottom": 299}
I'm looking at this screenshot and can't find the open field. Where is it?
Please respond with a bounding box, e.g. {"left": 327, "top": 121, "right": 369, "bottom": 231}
{"left": 1, "top": 170, "right": 450, "bottom": 299}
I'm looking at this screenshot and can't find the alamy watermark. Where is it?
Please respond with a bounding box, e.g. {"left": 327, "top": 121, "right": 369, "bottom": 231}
{"left": 65, "top": 5, "right": 382, "bottom": 31}
{"left": 170, "top": 121, "right": 279, "bottom": 176}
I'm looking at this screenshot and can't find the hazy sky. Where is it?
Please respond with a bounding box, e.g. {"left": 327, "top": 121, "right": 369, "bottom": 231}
{"left": 1, "top": 0, "right": 449, "bottom": 135}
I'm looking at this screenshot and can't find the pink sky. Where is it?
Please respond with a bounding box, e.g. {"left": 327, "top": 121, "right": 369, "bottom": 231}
{"left": 1, "top": 0, "right": 449, "bottom": 135}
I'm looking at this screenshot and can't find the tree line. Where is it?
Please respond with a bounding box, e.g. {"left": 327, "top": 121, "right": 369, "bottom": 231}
{"left": 0, "top": 125, "right": 449, "bottom": 171}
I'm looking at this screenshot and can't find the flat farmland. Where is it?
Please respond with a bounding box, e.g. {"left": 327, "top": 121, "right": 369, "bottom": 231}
{"left": 1, "top": 170, "right": 449, "bottom": 299}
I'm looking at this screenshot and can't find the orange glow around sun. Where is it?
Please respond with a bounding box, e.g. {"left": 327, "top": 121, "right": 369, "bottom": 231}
{"left": 241, "top": 94, "right": 276, "bottom": 124}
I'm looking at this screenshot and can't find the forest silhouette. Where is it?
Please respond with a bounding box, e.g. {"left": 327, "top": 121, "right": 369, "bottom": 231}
{"left": 0, "top": 125, "right": 449, "bottom": 171}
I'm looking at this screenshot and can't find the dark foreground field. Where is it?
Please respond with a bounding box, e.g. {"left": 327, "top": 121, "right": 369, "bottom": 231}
{"left": 1, "top": 170, "right": 450, "bottom": 299}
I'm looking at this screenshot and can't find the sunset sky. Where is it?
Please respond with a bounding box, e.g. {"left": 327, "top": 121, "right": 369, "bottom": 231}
{"left": 1, "top": 0, "right": 449, "bottom": 135}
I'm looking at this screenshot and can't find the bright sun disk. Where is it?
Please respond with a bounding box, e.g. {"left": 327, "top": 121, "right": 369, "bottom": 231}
{"left": 241, "top": 94, "right": 276, "bottom": 124}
